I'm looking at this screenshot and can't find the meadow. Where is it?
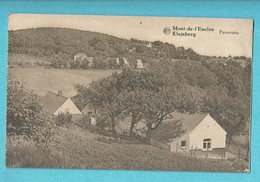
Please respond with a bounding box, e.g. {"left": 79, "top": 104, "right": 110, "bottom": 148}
{"left": 8, "top": 67, "right": 119, "bottom": 97}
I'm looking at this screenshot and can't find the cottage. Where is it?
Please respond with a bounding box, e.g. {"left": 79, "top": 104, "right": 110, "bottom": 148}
{"left": 153, "top": 112, "right": 227, "bottom": 158}
{"left": 40, "top": 91, "right": 82, "bottom": 116}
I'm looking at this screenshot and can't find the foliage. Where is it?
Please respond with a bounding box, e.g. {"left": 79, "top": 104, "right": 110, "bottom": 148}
{"left": 74, "top": 73, "right": 128, "bottom": 136}
{"left": 6, "top": 80, "right": 49, "bottom": 137}
{"left": 74, "top": 58, "right": 251, "bottom": 143}
{"left": 8, "top": 27, "right": 235, "bottom": 70}
{"left": 55, "top": 111, "right": 73, "bottom": 127}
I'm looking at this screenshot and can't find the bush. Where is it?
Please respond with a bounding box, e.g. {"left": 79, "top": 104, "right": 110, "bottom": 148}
{"left": 7, "top": 80, "right": 49, "bottom": 138}
{"left": 55, "top": 112, "right": 72, "bottom": 127}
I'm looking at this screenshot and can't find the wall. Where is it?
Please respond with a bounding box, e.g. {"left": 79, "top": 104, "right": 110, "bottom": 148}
{"left": 54, "top": 98, "right": 82, "bottom": 115}
{"left": 189, "top": 115, "right": 226, "bottom": 150}
{"left": 170, "top": 134, "right": 190, "bottom": 155}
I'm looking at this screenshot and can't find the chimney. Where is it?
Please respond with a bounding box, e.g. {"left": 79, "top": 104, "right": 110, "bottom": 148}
{"left": 58, "top": 90, "right": 63, "bottom": 96}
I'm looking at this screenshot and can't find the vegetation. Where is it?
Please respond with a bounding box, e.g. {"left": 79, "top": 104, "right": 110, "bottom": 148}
{"left": 74, "top": 59, "right": 251, "bottom": 147}
{"left": 7, "top": 80, "right": 47, "bottom": 137}
{"left": 9, "top": 27, "right": 245, "bottom": 70}
{"left": 6, "top": 125, "right": 239, "bottom": 172}
{"left": 55, "top": 112, "right": 73, "bottom": 127}
{"left": 6, "top": 27, "right": 251, "bottom": 170}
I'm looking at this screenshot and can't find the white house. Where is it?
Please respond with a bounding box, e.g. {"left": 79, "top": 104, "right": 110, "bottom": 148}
{"left": 136, "top": 59, "right": 143, "bottom": 69}
{"left": 40, "top": 91, "right": 82, "bottom": 116}
{"left": 131, "top": 112, "right": 227, "bottom": 158}
{"left": 153, "top": 112, "right": 227, "bottom": 158}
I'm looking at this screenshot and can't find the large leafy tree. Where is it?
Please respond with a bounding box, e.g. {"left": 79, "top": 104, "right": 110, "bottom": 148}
{"left": 201, "top": 86, "right": 250, "bottom": 149}
{"left": 7, "top": 80, "right": 48, "bottom": 137}
{"left": 139, "top": 85, "right": 200, "bottom": 143}
{"left": 74, "top": 73, "right": 128, "bottom": 137}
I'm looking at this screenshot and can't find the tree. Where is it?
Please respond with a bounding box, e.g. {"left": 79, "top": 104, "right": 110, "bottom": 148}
{"left": 74, "top": 73, "right": 127, "bottom": 137}
{"left": 117, "top": 65, "right": 200, "bottom": 141}
{"left": 6, "top": 80, "right": 48, "bottom": 137}
{"left": 140, "top": 85, "right": 200, "bottom": 143}
{"left": 201, "top": 86, "right": 250, "bottom": 150}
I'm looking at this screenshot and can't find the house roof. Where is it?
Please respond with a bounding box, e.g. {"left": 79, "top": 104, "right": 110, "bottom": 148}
{"left": 152, "top": 112, "right": 208, "bottom": 143}
{"left": 40, "top": 91, "right": 68, "bottom": 114}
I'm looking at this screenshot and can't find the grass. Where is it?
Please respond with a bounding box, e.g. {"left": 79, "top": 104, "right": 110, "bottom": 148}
{"left": 6, "top": 125, "right": 240, "bottom": 172}
{"left": 8, "top": 67, "right": 119, "bottom": 97}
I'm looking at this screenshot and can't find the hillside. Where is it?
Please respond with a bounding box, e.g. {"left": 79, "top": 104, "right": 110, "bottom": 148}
{"left": 6, "top": 125, "right": 238, "bottom": 172}
{"left": 8, "top": 27, "right": 204, "bottom": 66}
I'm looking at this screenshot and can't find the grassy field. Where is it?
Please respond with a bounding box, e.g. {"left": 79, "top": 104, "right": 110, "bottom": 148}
{"left": 8, "top": 67, "right": 119, "bottom": 97}
{"left": 6, "top": 125, "right": 240, "bottom": 172}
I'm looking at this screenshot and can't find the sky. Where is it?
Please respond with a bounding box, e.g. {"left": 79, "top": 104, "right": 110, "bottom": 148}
{"left": 9, "top": 14, "right": 253, "bottom": 57}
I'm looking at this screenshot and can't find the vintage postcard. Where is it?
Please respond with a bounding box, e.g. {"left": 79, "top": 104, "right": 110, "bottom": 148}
{"left": 6, "top": 14, "right": 252, "bottom": 172}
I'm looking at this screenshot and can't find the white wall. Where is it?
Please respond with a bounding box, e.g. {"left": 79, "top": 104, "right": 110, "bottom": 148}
{"left": 54, "top": 98, "right": 82, "bottom": 115}
{"left": 189, "top": 115, "right": 226, "bottom": 150}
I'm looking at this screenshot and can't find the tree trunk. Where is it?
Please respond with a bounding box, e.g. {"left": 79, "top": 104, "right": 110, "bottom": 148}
{"left": 111, "top": 117, "right": 117, "bottom": 138}
{"left": 225, "top": 134, "right": 232, "bottom": 151}
{"left": 129, "top": 112, "right": 137, "bottom": 137}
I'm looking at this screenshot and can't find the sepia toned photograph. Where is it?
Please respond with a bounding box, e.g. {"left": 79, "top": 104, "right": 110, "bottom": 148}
{"left": 6, "top": 14, "right": 252, "bottom": 172}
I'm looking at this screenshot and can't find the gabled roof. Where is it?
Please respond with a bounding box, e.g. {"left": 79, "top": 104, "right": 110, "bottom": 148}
{"left": 152, "top": 112, "right": 208, "bottom": 143}
{"left": 40, "top": 91, "right": 68, "bottom": 114}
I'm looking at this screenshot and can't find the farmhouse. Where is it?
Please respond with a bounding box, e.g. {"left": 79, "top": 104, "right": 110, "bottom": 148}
{"left": 40, "top": 91, "right": 82, "bottom": 116}
{"left": 152, "top": 112, "right": 227, "bottom": 157}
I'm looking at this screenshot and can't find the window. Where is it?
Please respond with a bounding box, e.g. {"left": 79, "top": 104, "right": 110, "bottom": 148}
{"left": 181, "top": 141, "right": 187, "bottom": 148}
{"left": 203, "top": 138, "right": 212, "bottom": 150}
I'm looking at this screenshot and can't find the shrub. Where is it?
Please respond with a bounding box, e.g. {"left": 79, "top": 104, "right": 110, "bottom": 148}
{"left": 7, "top": 80, "right": 49, "bottom": 138}
{"left": 55, "top": 112, "right": 72, "bottom": 127}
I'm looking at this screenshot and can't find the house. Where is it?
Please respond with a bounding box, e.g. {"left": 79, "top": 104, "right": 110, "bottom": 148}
{"left": 129, "top": 112, "right": 227, "bottom": 158}
{"left": 152, "top": 112, "right": 227, "bottom": 158}
{"left": 136, "top": 59, "right": 143, "bottom": 69}
{"left": 73, "top": 53, "right": 94, "bottom": 67}
{"left": 40, "top": 91, "right": 82, "bottom": 116}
